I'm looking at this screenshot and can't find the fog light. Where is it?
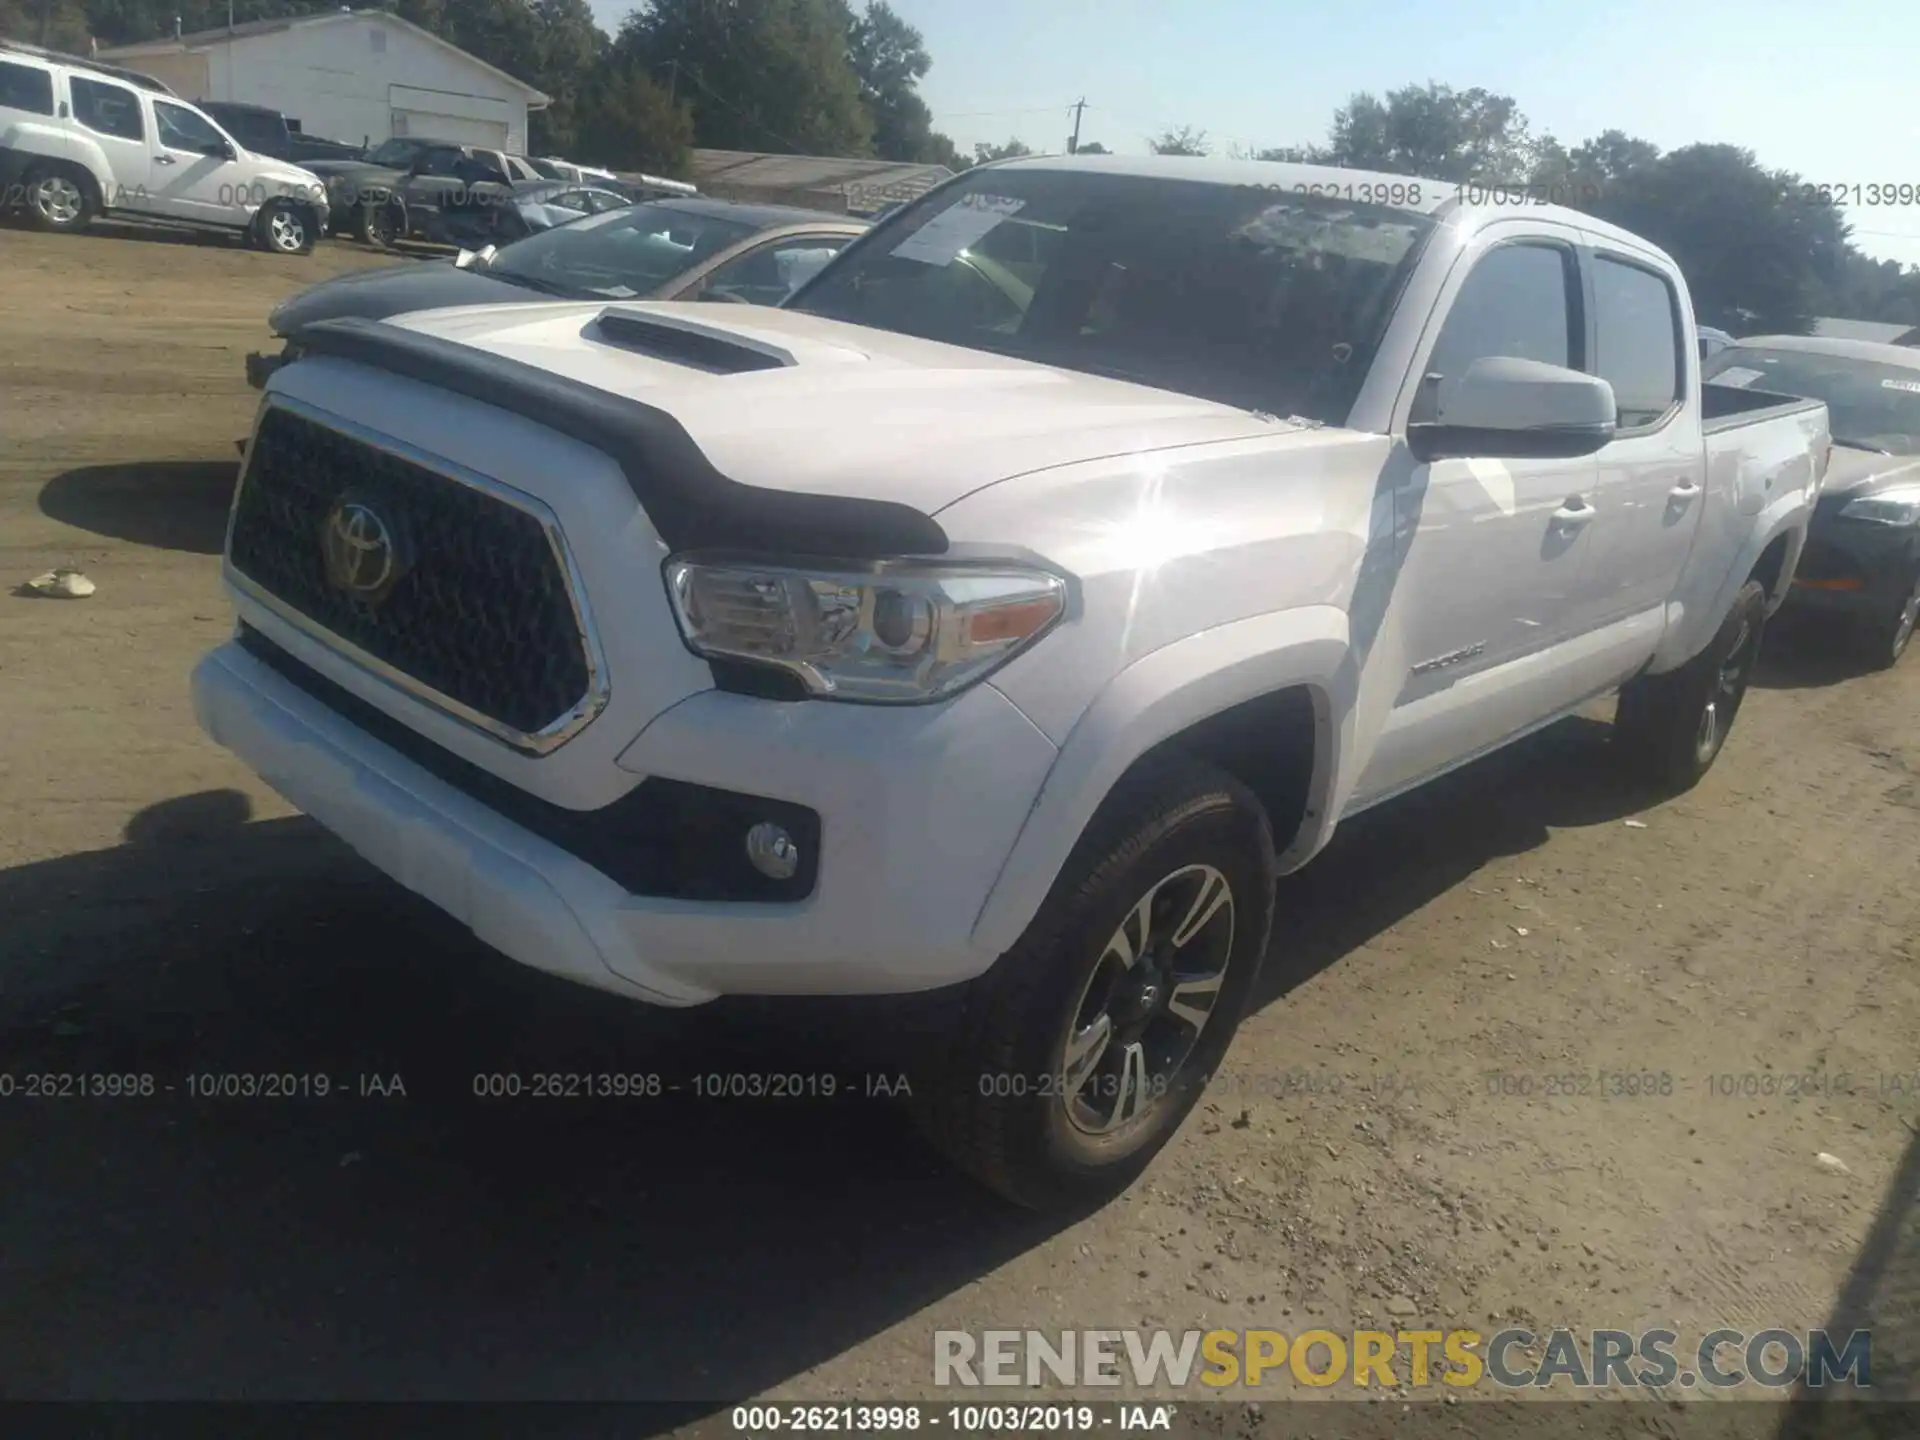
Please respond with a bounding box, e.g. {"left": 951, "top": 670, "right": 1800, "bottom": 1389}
{"left": 744, "top": 821, "right": 800, "bottom": 880}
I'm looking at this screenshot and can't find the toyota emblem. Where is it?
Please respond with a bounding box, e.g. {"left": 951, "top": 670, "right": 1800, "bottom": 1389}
{"left": 321, "top": 497, "right": 408, "bottom": 603}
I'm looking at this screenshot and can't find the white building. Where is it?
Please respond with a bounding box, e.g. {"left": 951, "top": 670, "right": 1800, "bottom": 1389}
{"left": 99, "top": 9, "right": 548, "bottom": 153}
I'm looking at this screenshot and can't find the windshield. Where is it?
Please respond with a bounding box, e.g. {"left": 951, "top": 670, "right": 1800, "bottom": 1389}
{"left": 487, "top": 202, "right": 757, "bottom": 300}
{"left": 528, "top": 158, "right": 565, "bottom": 180}
{"left": 363, "top": 138, "right": 429, "bottom": 168}
{"left": 788, "top": 168, "right": 1434, "bottom": 423}
{"left": 1706, "top": 346, "right": 1920, "bottom": 454}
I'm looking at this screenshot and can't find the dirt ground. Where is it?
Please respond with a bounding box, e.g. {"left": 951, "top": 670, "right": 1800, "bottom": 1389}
{"left": 1, "top": 219, "right": 1917, "bottom": 1431}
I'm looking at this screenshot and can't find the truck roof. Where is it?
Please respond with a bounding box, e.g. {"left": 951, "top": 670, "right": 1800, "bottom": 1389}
{"left": 989, "top": 153, "right": 1670, "bottom": 261}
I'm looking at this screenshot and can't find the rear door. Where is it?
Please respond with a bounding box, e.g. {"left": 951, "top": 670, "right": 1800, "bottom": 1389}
{"left": 1575, "top": 245, "right": 1704, "bottom": 628}
{"left": 65, "top": 73, "right": 152, "bottom": 211}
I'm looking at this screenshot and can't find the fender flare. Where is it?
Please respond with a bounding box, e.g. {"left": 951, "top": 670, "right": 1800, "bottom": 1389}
{"left": 1650, "top": 500, "right": 1809, "bottom": 672}
{"left": 969, "top": 605, "right": 1352, "bottom": 959}
{"left": 4, "top": 125, "right": 109, "bottom": 203}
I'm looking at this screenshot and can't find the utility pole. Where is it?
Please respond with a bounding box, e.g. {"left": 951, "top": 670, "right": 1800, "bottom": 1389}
{"left": 663, "top": 59, "right": 679, "bottom": 106}
{"left": 1067, "top": 97, "right": 1086, "bottom": 155}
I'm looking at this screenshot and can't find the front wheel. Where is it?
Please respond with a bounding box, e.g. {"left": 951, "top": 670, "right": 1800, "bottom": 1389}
{"left": 1860, "top": 570, "right": 1920, "bottom": 670}
{"left": 1615, "top": 578, "right": 1768, "bottom": 791}
{"left": 355, "top": 198, "right": 403, "bottom": 249}
{"left": 914, "top": 755, "right": 1276, "bottom": 1210}
{"left": 254, "top": 199, "right": 315, "bottom": 255}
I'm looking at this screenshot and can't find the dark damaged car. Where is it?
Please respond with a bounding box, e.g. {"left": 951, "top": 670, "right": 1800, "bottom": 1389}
{"left": 1707, "top": 336, "right": 1920, "bottom": 665}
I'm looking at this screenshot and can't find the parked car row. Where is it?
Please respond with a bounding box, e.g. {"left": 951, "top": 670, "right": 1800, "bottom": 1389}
{"left": 202, "top": 154, "right": 1846, "bottom": 1210}
{"left": 1, "top": 40, "right": 330, "bottom": 252}
{"left": 244, "top": 197, "right": 866, "bottom": 387}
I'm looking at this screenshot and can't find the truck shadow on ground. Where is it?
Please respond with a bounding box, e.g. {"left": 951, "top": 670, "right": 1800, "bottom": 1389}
{"left": 1752, "top": 615, "right": 1888, "bottom": 692}
{"left": 38, "top": 461, "right": 240, "bottom": 555}
{"left": 1776, "top": 1122, "right": 1919, "bottom": 1435}
{"left": 0, "top": 713, "right": 1665, "bottom": 1407}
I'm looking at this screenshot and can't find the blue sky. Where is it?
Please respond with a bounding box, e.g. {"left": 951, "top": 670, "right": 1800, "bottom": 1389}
{"left": 586, "top": 0, "right": 1920, "bottom": 268}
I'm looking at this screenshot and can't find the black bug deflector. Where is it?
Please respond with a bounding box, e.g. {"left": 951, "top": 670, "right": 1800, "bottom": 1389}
{"left": 292, "top": 316, "right": 952, "bottom": 559}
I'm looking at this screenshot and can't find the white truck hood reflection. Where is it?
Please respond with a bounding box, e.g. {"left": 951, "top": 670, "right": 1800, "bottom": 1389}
{"left": 384, "top": 300, "right": 1296, "bottom": 512}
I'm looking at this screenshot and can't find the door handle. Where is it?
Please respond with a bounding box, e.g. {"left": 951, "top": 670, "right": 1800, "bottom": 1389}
{"left": 1669, "top": 478, "right": 1702, "bottom": 501}
{"left": 153, "top": 154, "right": 176, "bottom": 165}
{"left": 1551, "top": 497, "right": 1596, "bottom": 528}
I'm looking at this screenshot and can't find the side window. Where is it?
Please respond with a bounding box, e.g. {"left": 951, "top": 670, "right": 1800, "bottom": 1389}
{"left": 583, "top": 190, "right": 627, "bottom": 214}
{"left": 70, "top": 76, "right": 144, "bottom": 142}
{"left": 1419, "top": 242, "right": 1577, "bottom": 420}
{"left": 0, "top": 60, "right": 56, "bottom": 116}
{"left": 418, "top": 147, "right": 463, "bottom": 177}
{"left": 1592, "top": 255, "right": 1683, "bottom": 428}
{"left": 154, "top": 101, "right": 228, "bottom": 154}
{"left": 701, "top": 237, "right": 852, "bottom": 304}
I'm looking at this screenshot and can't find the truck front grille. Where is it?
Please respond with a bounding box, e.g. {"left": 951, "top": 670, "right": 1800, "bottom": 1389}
{"left": 227, "top": 401, "right": 599, "bottom": 749}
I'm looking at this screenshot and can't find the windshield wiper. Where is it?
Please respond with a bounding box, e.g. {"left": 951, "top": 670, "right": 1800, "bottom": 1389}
{"left": 487, "top": 270, "right": 586, "bottom": 299}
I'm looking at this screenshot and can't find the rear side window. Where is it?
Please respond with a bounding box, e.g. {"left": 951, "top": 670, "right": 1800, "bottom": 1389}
{"left": 70, "top": 76, "right": 144, "bottom": 141}
{"left": 1592, "top": 255, "right": 1683, "bottom": 428}
{"left": 0, "top": 60, "right": 55, "bottom": 115}
{"left": 1419, "top": 242, "right": 1577, "bottom": 419}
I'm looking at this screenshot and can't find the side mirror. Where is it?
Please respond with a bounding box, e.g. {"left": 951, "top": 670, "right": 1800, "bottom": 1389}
{"left": 210, "top": 139, "right": 236, "bottom": 160}
{"left": 455, "top": 244, "right": 498, "bottom": 271}
{"left": 1407, "top": 356, "right": 1617, "bottom": 462}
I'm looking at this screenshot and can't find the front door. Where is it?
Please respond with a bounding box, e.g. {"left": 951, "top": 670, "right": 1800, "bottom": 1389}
{"left": 147, "top": 98, "right": 247, "bottom": 225}
{"left": 1351, "top": 226, "right": 1602, "bottom": 808}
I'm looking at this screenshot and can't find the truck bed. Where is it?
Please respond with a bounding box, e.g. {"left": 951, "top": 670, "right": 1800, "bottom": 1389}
{"left": 1701, "top": 381, "right": 1825, "bottom": 433}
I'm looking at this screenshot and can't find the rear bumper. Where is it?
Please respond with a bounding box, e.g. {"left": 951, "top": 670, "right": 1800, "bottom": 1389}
{"left": 191, "top": 638, "right": 1057, "bottom": 1005}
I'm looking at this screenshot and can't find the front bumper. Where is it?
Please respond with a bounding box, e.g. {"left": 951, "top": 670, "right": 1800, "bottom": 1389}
{"left": 1786, "top": 516, "right": 1920, "bottom": 618}
{"left": 191, "top": 636, "right": 1057, "bottom": 1006}
{"left": 246, "top": 341, "right": 298, "bottom": 391}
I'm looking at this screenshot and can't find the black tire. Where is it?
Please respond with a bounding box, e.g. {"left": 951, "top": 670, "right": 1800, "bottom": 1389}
{"left": 355, "top": 197, "right": 403, "bottom": 249}
{"left": 253, "top": 199, "right": 316, "bottom": 256}
{"left": 1858, "top": 569, "right": 1920, "bottom": 671}
{"left": 22, "top": 163, "right": 96, "bottom": 234}
{"left": 1614, "top": 578, "right": 1768, "bottom": 792}
{"left": 914, "top": 754, "right": 1277, "bottom": 1210}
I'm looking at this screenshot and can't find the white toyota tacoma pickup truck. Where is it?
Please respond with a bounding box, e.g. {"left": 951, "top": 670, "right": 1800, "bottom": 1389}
{"left": 194, "top": 156, "right": 1830, "bottom": 1208}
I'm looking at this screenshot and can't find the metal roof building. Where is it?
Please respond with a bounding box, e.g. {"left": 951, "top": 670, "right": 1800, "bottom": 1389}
{"left": 686, "top": 149, "right": 952, "bottom": 216}
{"left": 1810, "top": 317, "right": 1920, "bottom": 346}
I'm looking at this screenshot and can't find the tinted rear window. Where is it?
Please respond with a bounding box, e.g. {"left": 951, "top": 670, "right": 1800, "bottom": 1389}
{"left": 790, "top": 169, "right": 1434, "bottom": 424}
{"left": 0, "top": 60, "right": 54, "bottom": 115}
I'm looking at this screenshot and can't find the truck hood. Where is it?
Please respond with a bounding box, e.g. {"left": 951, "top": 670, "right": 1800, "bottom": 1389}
{"left": 377, "top": 301, "right": 1295, "bottom": 513}
{"left": 1823, "top": 446, "right": 1920, "bottom": 497}
{"left": 271, "top": 260, "right": 536, "bottom": 337}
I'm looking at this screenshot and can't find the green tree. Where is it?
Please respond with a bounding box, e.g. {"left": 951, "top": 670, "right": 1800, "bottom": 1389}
{"left": 971, "top": 137, "right": 1031, "bottom": 164}
{"left": 1582, "top": 144, "right": 1848, "bottom": 334}
{"left": 615, "top": 0, "right": 871, "bottom": 156}
{"left": 844, "top": 0, "right": 958, "bottom": 164}
{"left": 1148, "top": 125, "right": 1208, "bottom": 156}
{"left": 1315, "top": 82, "right": 1544, "bottom": 182}
{"left": 570, "top": 61, "right": 694, "bottom": 175}
{"left": 0, "top": 0, "right": 91, "bottom": 47}
{"left": 1075, "top": 140, "right": 1109, "bottom": 155}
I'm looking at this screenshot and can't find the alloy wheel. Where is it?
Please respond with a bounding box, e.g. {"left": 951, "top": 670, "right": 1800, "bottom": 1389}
{"left": 1058, "top": 863, "right": 1236, "bottom": 1137}
{"left": 1696, "top": 615, "right": 1757, "bottom": 764}
{"left": 33, "top": 176, "right": 82, "bottom": 226}
{"left": 267, "top": 208, "right": 307, "bottom": 253}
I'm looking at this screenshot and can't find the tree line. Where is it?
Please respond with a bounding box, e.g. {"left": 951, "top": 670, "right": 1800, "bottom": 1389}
{"left": 6, "top": 0, "right": 1914, "bottom": 332}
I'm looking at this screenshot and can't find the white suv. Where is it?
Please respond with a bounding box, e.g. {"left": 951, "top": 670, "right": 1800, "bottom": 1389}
{"left": 0, "top": 43, "right": 328, "bottom": 253}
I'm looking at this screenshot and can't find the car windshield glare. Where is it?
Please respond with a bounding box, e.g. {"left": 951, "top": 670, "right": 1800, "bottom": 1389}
{"left": 364, "top": 139, "right": 422, "bottom": 167}
{"left": 487, "top": 203, "right": 759, "bottom": 298}
{"left": 1707, "top": 347, "right": 1920, "bottom": 454}
{"left": 788, "top": 169, "right": 1435, "bottom": 424}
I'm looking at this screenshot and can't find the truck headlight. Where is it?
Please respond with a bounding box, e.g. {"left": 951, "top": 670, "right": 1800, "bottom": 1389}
{"left": 664, "top": 557, "right": 1068, "bottom": 702}
{"left": 1840, "top": 486, "right": 1920, "bottom": 526}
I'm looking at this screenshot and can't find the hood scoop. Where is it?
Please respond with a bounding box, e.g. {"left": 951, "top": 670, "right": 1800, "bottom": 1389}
{"left": 590, "top": 307, "right": 798, "bottom": 374}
